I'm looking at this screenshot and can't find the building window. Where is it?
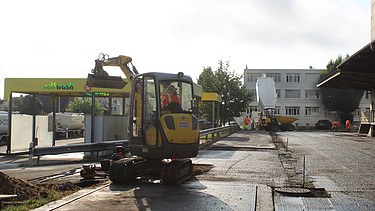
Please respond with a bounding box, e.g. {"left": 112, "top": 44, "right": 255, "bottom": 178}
{"left": 286, "top": 73, "right": 300, "bottom": 83}
{"left": 365, "top": 91, "right": 370, "bottom": 100}
{"left": 266, "top": 73, "right": 281, "bottom": 82}
{"left": 247, "top": 73, "right": 262, "bottom": 82}
{"left": 305, "top": 73, "right": 319, "bottom": 83}
{"left": 286, "top": 106, "right": 300, "bottom": 116}
{"left": 276, "top": 90, "right": 281, "bottom": 98}
{"left": 305, "top": 90, "right": 320, "bottom": 99}
{"left": 325, "top": 108, "right": 339, "bottom": 116}
{"left": 354, "top": 108, "right": 361, "bottom": 117}
{"left": 274, "top": 106, "right": 280, "bottom": 115}
{"left": 305, "top": 107, "right": 320, "bottom": 116}
{"left": 248, "top": 106, "right": 259, "bottom": 113}
{"left": 285, "top": 90, "right": 300, "bottom": 98}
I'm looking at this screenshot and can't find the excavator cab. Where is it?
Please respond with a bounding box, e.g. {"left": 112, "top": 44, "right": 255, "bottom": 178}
{"left": 129, "top": 72, "right": 199, "bottom": 159}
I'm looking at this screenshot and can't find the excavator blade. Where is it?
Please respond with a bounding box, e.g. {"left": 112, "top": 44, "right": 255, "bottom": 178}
{"left": 87, "top": 74, "right": 127, "bottom": 89}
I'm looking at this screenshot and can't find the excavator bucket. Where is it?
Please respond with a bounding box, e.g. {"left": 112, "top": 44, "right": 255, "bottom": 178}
{"left": 87, "top": 74, "right": 128, "bottom": 89}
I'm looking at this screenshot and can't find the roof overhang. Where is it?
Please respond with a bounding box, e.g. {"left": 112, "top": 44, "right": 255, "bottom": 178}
{"left": 4, "top": 78, "right": 131, "bottom": 101}
{"left": 202, "top": 92, "right": 222, "bottom": 102}
{"left": 317, "top": 40, "right": 375, "bottom": 90}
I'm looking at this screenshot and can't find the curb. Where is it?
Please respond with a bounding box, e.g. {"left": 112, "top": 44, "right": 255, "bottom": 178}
{"left": 255, "top": 185, "right": 274, "bottom": 211}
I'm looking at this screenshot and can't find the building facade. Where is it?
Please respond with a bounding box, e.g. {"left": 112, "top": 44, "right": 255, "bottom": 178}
{"left": 244, "top": 68, "right": 370, "bottom": 129}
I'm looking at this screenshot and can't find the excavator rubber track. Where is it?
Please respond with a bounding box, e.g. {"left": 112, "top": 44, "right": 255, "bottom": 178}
{"left": 161, "top": 159, "right": 193, "bottom": 185}
{"left": 109, "top": 157, "right": 193, "bottom": 185}
{"left": 109, "top": 157, "right": 146, "bottom": 183}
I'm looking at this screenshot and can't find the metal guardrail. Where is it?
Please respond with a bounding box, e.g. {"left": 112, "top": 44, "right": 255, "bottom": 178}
{"left": 31, "top": 125, "right": 238, "bottom": 159}
{"left": 199, "top": 125, "right": 232, "bottom": 136}
{"left": 199, "top": 125, "right": 238, "bottom": 141}
{"left": 32, "top": 140, "right": 130, "bottom": 157}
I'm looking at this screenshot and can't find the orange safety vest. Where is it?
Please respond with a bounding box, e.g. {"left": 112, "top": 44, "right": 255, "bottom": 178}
{"left": 161, "top": 93, "right": 180, "bottom": 107}
{"left": 244, "top": 118, "right": 250, "bottom": 124}
{"left": 332, "top": 122, "right": 340, "bottom": 127}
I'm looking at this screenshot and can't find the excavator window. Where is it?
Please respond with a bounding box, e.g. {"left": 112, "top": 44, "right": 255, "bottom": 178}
{"left": 131, "top": 76, "right": 158, "bottom": 146}
{"left": 160, "top": 81, "right": 193, "bottom": 114}
{"left": 144, "top": 77, "right": 156, "bottom": 132}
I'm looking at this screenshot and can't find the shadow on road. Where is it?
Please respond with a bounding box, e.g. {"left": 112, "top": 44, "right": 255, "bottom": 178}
{"left": 109, "top": 180, "right": 236, "bottom": 210}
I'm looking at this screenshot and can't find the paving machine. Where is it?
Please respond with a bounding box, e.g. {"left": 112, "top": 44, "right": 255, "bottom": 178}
{"left": 86, "top": 53, "right": 199, "bottom": 185}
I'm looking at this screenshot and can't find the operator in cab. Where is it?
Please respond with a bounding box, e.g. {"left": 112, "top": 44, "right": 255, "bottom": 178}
{"left": 161, "top": 84, "right": 182, "bottom": 112}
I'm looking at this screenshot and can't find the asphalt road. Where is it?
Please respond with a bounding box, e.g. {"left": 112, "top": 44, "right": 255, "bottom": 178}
{"left": 275, "top": 131, "right": 375, "bottom": 210}
{"left": 32, "top": 131, "right": 279, "bottom": 210}
{"left": 2, "top": 131, "right": 375, "bottom": 210}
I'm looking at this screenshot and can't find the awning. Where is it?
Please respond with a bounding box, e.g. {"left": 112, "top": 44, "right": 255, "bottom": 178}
{"left": 4, "top": 78, "right": 132, "bottom": 101}
{"left": 317, "top": 40, "right": 375, "bottom": 90}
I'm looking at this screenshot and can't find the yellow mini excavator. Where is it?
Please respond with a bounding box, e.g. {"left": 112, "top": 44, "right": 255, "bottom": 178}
{"left": 86, "top": 53, "right": 199, "bottom": 185}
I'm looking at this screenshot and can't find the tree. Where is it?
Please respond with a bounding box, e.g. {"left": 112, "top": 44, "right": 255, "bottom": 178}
{"left": 13, "top": 95, "right": 44, "bottom": 115}
{"left": 66, "top": 98, "right": 107, "bottom": 114}
{"left": 0, "top": 99, "right": 7, "bottom": 111}
{"left": 319, "top": 55, "right": 364, "bottom": 122}
{"left": 198, "top": 60, "right": 254, "bottom": 124}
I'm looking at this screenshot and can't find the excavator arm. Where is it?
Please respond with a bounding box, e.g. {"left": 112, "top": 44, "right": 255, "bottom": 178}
{"left": 87, "top": 53, "right": 139, "bottom": 89}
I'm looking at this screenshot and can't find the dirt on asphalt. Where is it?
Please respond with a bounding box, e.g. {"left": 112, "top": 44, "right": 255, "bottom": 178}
{"left": 0, "top": 163, "right": 213, "bottom": 204}
{"left": 271, "top": 132, "right": 317, "bottom": 189}
{"left": 0, "top": 171, "right": 57, "bottom": 202}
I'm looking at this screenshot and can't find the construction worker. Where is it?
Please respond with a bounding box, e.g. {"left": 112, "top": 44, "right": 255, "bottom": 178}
{"left": 331, "top": 122, "right": 340, "bottom": 132}
{"left": 244, "top": 116, "right": 250, "bottom": 130}
{"left": 161, "top": 85, "right": 181, "bottom": 111}
{"left": 346, "top": 120, "right": 352, "bottom": 131}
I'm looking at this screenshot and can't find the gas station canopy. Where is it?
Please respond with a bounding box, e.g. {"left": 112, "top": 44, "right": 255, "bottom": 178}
{"left": 4, "top": 78, "right": 131, "bottom": 101}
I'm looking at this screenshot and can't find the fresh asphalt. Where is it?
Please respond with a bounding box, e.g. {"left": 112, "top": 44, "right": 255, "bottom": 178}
{"left": 2, "top": 131, "right": 375, "bottom": 210}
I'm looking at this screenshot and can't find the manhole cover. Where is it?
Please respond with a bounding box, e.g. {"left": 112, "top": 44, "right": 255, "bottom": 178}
{"left": 274, "top": 187, "right": 311, "bottom": 195}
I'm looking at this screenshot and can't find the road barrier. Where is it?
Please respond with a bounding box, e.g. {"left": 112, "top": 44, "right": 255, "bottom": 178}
{"left": 29, "top": 125, "right": 239, "bottom": 165}
{"left": 199, "top": 125, "right": 239, "bottom": 146}
{"left": 31, "top": 140, "right": 130, "bottom": 165}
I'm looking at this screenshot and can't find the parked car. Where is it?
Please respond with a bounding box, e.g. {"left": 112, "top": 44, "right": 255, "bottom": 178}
{"left": 199, "top": 119, "right": 212, "bottom": 130}
{"left": 315, "top": 120, "right": 332, "bottom": 130}
{"left": 225, "top": 121, "right": 239, "bottom": 127}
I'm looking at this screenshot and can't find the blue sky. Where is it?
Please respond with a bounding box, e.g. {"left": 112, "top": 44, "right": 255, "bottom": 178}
{"left": 0, "top": 0, "right": 371, "bottom": 99}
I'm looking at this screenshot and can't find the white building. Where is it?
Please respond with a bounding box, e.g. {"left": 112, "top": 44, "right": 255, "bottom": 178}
{"left": 244, "top": 68, "right": 370, "bottom": 129}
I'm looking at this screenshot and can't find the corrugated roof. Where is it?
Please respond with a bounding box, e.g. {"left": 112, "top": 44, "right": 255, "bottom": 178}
{"left": 317, "top": 40, "right": 375, "bottom": 90}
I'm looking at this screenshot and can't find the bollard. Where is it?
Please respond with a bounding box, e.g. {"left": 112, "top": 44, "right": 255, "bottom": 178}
{"left": 302, "top": 156, "right": 306, "bottom": 188}
{"left": 28, "top": 142, "right": 33, "bottom": 167}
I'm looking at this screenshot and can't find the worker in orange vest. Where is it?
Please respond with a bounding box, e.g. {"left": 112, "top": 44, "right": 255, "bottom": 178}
{"left": 346, "top": 120, "right": 352, "bottom": 131}
{"left": 331, "top": 122, "right": 340, "bottom": 132}
{"left": 244, "top": 116, "right": 250, "bottom": 130}
{"left": 161, "top": 85, "right": 181, "bottom": 111}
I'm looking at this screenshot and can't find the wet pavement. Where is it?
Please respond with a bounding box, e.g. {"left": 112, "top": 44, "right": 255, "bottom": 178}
{"left": 35, "top": 181, "right": 263, "bottom": 211}
{"left": 274, "top": 131, "right": 375, "bottom": 210}
{"left": 33, "top": 131, "right": 277, "bottom": 210}
{"left": 2, "top": 131, "right": 375, "bottom": 210}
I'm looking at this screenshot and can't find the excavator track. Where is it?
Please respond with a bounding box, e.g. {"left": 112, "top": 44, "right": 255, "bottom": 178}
{"left": 109, "top": 157, "right": 146, "bottom": 184}
{"left": 109, "top": 158, "right": 193, "bottom": 185}
{"left": 161, "top": 158, "right": 193, "bottom": 185}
